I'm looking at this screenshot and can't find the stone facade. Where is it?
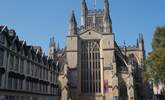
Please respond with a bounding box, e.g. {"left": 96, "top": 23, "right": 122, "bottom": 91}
{"left": 0, "top": 1, "right": 145, "bottom": 100}
{"left": 48, "top": 37, "right": 68, "bottom": 100}
{"left": 66, "top": 0, "right": 145, "bottom": 100}
{"left": 0, "top": 26, "right": 60, "bottom": 100}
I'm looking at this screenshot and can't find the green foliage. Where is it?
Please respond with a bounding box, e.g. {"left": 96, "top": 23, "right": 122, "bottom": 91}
{"left": 145, "top": 26, "right": 165, "bottom": 84}
{"left": 146, "top": 49, "right": 165, "bottom": 83}
{"left": 152, "top": 26, "right": 165, "bottom": 50}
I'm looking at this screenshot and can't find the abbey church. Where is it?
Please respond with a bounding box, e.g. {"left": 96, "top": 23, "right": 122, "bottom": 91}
{"left": 65, "top": 0, "right": 145, "bottom": 100}
{"left": 0, "top": 0, "right": 145, "bottom": 100}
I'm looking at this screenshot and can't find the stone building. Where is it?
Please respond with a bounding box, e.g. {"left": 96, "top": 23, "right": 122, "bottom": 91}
{"left": 48, "top": 37, "right": 68, "bottom": 100}
{"left": 0, "top": 26, "right": 60, "bottom": 100}
{"left": 66, "top": 0, "right": 145, "bottom": 100}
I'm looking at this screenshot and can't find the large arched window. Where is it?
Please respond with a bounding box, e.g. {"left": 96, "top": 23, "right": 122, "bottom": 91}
{"left": 81, "top": 40, "right": 101, "bottom": 93}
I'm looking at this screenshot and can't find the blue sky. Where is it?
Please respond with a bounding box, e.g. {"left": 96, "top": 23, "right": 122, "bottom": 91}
{"left": 0, "top": 0, "right": 165, "bottom": 55}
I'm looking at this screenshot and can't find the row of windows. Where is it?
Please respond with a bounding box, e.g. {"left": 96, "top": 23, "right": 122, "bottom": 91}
{"left": 26, "top": 61, "right": 50, "bottom": 80}
{"left": 7, "top": 52, "right": 58, "bottom": 83}
{"left": 0, "top": 96, "right": 53, "bottom": 100}
{"left": 0, "top": 30, "right": 58, "bottom": 78}
{"left": 0, "top": 34, "right": 58, "bottom": 80}
{"left": 7, "top": 76, "right": 58, "bottom": 95}
{"left": 26, "top": 80, "right": 43, "bottom": 93}
{"left": 50, "top": 86, "right": 59, "bottom": 95}
{"left": 0, "top": 29, "right": 60, "bottom": 97}
{"left": 8, "top": 77, "right": 23, "bottom": 90}
{"left": 0, "top": 47, "right": 59, "bottom": 96}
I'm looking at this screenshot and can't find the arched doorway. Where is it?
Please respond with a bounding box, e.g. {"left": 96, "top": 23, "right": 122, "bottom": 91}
{"left": 119, "top": 83, "right": 128, "bottom": 100}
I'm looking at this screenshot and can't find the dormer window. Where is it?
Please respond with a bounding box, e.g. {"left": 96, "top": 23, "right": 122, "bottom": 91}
{"left": 12, "top": 44, "right": 15, "bottom": 51}
{"left": 0, "top": 48, "right": 4, "bottom": 66}
{"left": 9, "top": 54, "right": 14, "bottom": 70}
{"left": 0, "top": 33, "right": 5, "bottom": 44}
{"left": 15, "top": 56, "right": 19, "bottom": 71}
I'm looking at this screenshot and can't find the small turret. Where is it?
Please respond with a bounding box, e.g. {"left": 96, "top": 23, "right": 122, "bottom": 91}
{"left": 49, "top": 37, "right": 56, "bottom": 48}
{"left": 136, "top": 38, "right": 139, "bottom": 47}
{"left": 57, "top": 42, "right": 60, "bottom": 51}
{"left": 139, "top": 33, "right": 144, "bottom": 43}
{"left": 68, "top": 11, "right": 77, "bottom": 36}
{"left": 48, "top": 37, "right": 56, "bottom": 59}
{"left": 138, "top": 33, "right": 144, "bottom": 50}
{"left": 123, "top": 40, "right": 127, "bottom": 56}
{"left": 81, "top": 0, "right": 88, "bottom": 27}
{"left": 138, "top": 33, "right": 145, "bottom": 65}
{"left": 103, "top": 0, "right": 112, "bottom": 33}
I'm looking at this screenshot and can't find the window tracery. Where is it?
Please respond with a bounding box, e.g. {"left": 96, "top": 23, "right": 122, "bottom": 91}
{"left": 81, "top": 40, "right": 101, "bottom": 93}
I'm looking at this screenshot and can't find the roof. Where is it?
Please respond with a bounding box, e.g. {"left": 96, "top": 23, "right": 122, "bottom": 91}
{"left": 0, "top": 25, "right": 60, "bottom": 70}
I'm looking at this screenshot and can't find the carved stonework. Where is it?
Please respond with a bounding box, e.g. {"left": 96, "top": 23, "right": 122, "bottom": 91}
{"left": 58, "top": 64, "right": 69, "bottom": 100}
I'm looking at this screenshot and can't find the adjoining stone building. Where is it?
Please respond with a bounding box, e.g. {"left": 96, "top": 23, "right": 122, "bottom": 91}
{"left": 48, "top": 37, "right": 68, "bottom": 100}
{"left": 66, "top": 0, "right": 145, "bottom": 100}
{"left": 0, "top": 26, "right": 60, "bottom": 100}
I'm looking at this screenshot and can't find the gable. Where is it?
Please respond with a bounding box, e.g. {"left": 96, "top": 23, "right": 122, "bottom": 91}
{"left": 79, "top": 30, "right": 102, "bottom": 40}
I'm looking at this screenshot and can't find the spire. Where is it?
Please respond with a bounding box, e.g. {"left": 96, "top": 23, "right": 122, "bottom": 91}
{"left": 81, "top": 0, "right": 88, "bottom": 26}
{"left": 138, "top": 33, "right": 144, "bottom": 50}
{"left": 49, "top": 37, "right": 56, "bottom": 48}
{"left": 123, "top": 40, "right": 127, "bottom": 56}
{"left": 68, "top": 11, "right": 77, "bottom": 35}
{"left": 103, "top": 0, "right": 112, "bottom": 33}
{"left": 94, "top": 0, "right": 96, "bottom": 10}
{"left": 139, "top": 33, "right": 144, "bottom": 43}
{"left": 104, "top": 0, "right": 109, "bottom": 9}
{"left": 57, "top": 42, "right": 60, "bottom": 51}
{"left": 136, "top": 38, "right": 139, "bottom": 47}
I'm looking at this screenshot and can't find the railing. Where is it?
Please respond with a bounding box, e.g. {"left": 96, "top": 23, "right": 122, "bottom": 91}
{"left": 79, "top": 25, "right": 104, "bottom": 33}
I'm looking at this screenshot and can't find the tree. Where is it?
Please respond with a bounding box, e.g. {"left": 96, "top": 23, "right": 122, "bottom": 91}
{"left": 152, "top": 26, "right": 165, "bottom": 50}
{"left": 146, "top": 49, "right": 165, "bottom": 83}
{"left": 145, "top": 26, "right": 165, "bottom": 84}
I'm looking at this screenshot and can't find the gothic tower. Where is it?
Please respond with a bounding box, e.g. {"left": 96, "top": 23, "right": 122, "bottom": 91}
{"left": 66, "top": 11, "right": 79, "bottom": 100}
{"left": 66, "top": 0, "right": 144, "bottom": 100}
{"left": 48, "top": 37, "right": 56, "bottom": 59}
